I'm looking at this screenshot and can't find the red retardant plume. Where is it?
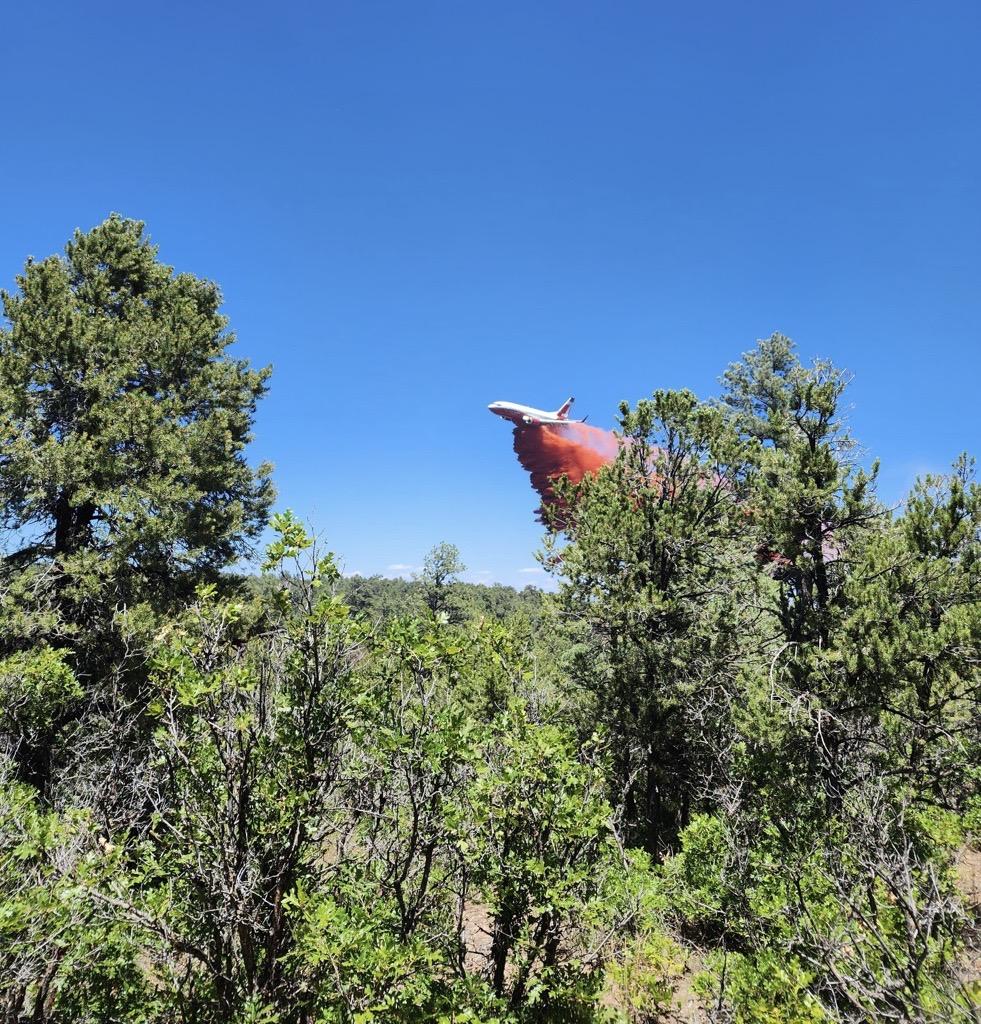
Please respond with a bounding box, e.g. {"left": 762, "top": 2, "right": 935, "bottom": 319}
{"left": 504, "top": 416, "right": 826, "bottom": 577}
{"left": 511, "top": 422, "right": 620, "bottom": 521}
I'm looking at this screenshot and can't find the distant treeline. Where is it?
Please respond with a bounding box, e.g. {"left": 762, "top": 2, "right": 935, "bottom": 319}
{"left": 338, "top": 573, "right": 544, "bottom": 623}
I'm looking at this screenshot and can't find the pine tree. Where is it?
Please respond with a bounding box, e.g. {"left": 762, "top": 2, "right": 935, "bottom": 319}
{"left": 0, "top": 215, "right": 272, "bottom": 613}
{"left": 720, "top": 334, "right": 882, "bottom": 809}
{"left": 548, "top": 388, "right": 759, "bottom": 852}
{"left": 0, "top": 214, "right": 273, "bottom": 786}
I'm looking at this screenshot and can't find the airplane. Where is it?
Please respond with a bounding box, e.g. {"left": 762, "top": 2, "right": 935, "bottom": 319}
{"left": 487, "top": 396, "right": 586, "bottom": 426}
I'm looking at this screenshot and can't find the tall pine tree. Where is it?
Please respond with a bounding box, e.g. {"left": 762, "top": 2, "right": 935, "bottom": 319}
{"left": 0, "top": 215, "right": 273, "bottom": 787}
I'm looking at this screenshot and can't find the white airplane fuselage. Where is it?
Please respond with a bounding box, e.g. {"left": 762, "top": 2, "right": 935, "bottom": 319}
{"left": 488, "top": 397, "right": 581, "bottom": 426}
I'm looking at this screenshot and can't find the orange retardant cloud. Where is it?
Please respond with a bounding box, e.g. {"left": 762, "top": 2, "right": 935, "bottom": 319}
{"left": 506, "top": 421, "right": 818, "bottom": 576}
{"left": 512, "top": 422, "right": 620, "bottom": 520}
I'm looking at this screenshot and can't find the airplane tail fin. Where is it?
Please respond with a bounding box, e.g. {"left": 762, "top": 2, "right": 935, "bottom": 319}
{"left": 555, "top": 396, "right": 574, "bottom": 420}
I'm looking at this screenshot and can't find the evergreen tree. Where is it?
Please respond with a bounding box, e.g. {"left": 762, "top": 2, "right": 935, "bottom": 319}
{"left": 0, "top": 215, "right": 273, "bottom": 787}
{"left": 720, "top": 333, "right": 882, "bottom": 807}
{"left": 548, "top": 388, "right": 760, "bottom": 852}
{"left": 0, "top": 214, "right": 272, "bottom": 625}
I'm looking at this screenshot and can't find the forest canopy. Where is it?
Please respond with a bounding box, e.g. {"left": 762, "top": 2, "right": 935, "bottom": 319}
{"left": 1, "top": 218, "right": 979, "bottom": 1023}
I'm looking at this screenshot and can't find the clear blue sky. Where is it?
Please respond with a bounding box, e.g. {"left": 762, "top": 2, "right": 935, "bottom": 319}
{"left": 3, "top": 2, "right": 978, "bottom": 586}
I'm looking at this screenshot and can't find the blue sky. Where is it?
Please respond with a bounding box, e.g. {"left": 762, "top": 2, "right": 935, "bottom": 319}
{"left": 2, "top": 1, "right": 978, "bottom": 587}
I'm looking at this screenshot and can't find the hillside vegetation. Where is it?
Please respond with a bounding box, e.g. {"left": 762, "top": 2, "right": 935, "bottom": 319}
{"left": 1, "top": 218, "right": 979, "bottom": 1023}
